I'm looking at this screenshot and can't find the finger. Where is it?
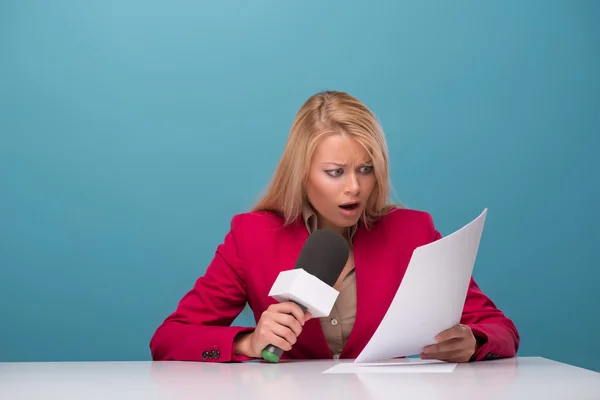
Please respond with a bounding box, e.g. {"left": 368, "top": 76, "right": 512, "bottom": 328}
{"left": 422, "top": 338, "right": 465, "bottom": 355}
{"left": 266, "top": 332, "right": 293, "bottom": 352}
{"left": 269, "top": 322, "right": 297, "bottom": 347}
{"left": 304, "top": 311, "right": 312, "bottom": 321}
{"left": 421, "top": 350, "right": 471, "bottom": 363}
{"left": 271, "top": 302, "right": 307, "bottom": 325}
{"left": 420, "top": 349, "right": 461, "bottom": 360}
{"left": 272, "top": 313, "right": 303, "bottom": 337}
{"left": 445, "top": 355, "right": 472, "bottom": 363}
{"left": 435, "top": 324, "right": 471, "bottom": 343}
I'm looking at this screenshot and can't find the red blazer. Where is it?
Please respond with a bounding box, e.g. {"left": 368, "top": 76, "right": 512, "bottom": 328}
{"left": 150, "top": 208, "right": 519, "bottom": 362}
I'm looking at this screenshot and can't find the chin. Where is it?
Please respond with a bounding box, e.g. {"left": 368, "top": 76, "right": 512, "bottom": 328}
{"left": 336, "top": 215, "right": 362, "bottom": 227}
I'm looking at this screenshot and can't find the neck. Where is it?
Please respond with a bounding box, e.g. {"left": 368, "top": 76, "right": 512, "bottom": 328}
{"left": 317, "top": 218, "right": 349, "bottom": 240}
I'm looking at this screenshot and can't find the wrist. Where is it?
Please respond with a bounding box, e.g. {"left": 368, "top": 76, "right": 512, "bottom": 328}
{"left": 469, "top": 335, "right": 486, "bottom": 361}
{"left": 234, "top": 331, "right": 254, "bottom": 357}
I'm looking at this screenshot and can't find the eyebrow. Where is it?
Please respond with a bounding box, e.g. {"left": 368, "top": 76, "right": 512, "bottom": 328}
{"left": 322, "top": 161, "right": 373, "bottom": 167}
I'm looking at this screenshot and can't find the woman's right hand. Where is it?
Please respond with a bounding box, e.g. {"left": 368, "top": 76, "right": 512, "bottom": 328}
{"left": 234, "top": 302, "right": 312, "bottom": 358}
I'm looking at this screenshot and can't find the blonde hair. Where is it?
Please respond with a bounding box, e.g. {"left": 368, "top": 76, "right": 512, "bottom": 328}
{"left": 253, "top": 90, "right": 398, "bottom": 228}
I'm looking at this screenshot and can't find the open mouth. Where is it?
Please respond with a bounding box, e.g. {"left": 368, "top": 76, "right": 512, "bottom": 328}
{"left": 339, "top": 202, "right": 359, "bottom": 210}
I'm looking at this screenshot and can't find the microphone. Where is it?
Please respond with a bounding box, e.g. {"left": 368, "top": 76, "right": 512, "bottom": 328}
{"left": 261, "top": 229, "right": 350, "bottom": 363}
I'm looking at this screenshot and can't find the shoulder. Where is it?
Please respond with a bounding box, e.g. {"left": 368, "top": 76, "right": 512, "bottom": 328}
{"left": 222, "top": 210, "right": 304, "bottom": 264}
{"left": 225, "top": 210, "right": 297, "bottom": 245}
{"left": 378, "top": 206, "right": 435, "bottom": 225}
{"left": 229, "top": 210, "right": 287, "bottom": 231}
{"left": 369, "top": 206, "right": 438, "bottom": 241}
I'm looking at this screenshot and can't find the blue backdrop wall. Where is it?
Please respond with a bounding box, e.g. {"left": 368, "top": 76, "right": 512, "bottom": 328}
{"left": 1, "top": 1, "right": 598, "bottom": 371}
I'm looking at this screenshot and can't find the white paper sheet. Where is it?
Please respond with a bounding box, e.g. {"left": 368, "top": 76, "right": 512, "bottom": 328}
{"left": 323, "top": 359, "right": 457, "bottom": 374}
{"left": 354, "top": 209, "right": 488, "bottom": 363}
{"left": 356, "top": 358, "right": 451, "bottom": 366}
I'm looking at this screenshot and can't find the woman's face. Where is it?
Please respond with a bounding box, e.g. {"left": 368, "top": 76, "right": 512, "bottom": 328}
{"left": 305, "top": 134, "right": 376, "bottom": 237}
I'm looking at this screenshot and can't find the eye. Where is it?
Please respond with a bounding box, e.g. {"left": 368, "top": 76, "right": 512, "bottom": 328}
{"left": 359, "top": 166, "right": 373, "bottom": 174}
{"left": 325, "top": 168, "right": 344, "bottom": 177}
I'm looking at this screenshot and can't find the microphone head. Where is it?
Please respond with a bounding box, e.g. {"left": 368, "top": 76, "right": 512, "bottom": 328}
{"left": 295, "top": 229, "right": 350, "bottom": 287}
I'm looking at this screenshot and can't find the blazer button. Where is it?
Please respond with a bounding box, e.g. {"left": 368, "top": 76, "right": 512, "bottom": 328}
{"left": 214, "top": 350, "right": 220, "bottom": 359}
{"left": 202, "top": 351, "right": 209, "bottom": 360}
{"left": 208, "top": 350, "right": 215, "bottom": 359}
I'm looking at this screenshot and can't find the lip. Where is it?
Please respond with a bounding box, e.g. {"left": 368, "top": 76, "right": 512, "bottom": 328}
{"left": 339, "top": 201, "right": 361, "bottom": 207}
{"left": 338, "top": 201, "right": 361, "bottom": 217}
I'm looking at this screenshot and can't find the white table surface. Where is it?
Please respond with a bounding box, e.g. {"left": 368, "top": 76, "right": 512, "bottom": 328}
{"left": 1, "top": 357, "right": 599, "bottom": 400}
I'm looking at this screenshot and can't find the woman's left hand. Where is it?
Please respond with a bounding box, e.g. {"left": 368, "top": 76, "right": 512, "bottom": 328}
{"left": 420, "top": 324, "right": 480, "bottom": 363}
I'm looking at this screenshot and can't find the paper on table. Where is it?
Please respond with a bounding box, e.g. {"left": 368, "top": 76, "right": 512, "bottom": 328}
{"left": 356, "top": 358, "right": 450, "bottom": 366}
{"left": 354, "top": 209, "right": 488, "bottom": 363}
{"left": 323, "top": 359, "right": 457, "bottom": 374}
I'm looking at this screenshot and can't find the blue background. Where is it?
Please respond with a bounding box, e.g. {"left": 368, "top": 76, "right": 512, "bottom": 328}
{"left": 1, "top": 1, "right": 598, "bottom": 371}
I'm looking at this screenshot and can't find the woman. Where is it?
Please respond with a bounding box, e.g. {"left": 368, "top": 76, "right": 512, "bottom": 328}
{"left": 149, "top": 91, "right": 519, "bottom": 363}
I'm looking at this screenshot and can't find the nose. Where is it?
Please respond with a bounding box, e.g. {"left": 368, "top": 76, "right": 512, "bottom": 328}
{"left": 344, "top": 173, "right": 361, "bottom": 196}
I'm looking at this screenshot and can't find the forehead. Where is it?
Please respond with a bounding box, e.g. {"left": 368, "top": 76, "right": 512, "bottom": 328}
{"left": 312, "top": 134, "right": 370, "bottom": 163}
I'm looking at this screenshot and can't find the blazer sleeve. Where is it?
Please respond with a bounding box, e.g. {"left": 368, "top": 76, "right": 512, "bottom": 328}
{"left": 149, "top": 214, "right": 255, "bottom": 362}
{"left": 430, "top": 227, "right": 520, "bottom": 361}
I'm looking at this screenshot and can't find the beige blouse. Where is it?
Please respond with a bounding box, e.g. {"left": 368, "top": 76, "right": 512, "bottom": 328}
{"left": 302, "top": 204, "right": 357, "bottom": 358}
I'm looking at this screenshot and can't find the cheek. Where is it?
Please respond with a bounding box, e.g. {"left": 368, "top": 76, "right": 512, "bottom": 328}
{"left": 361, "top": 175, "right": 377, "bottom": 194}
{"left": 306, "top": 173, "right": 339, "bottom": 203}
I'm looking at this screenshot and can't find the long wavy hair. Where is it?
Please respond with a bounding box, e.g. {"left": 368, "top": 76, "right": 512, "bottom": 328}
{"left": 253, "top": 90, "right": 398, "bottom": 228}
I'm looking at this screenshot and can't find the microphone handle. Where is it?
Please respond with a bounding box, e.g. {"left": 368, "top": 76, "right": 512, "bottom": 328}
{"left": 261, "top": 302, "right": 307, "bottom": 363}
